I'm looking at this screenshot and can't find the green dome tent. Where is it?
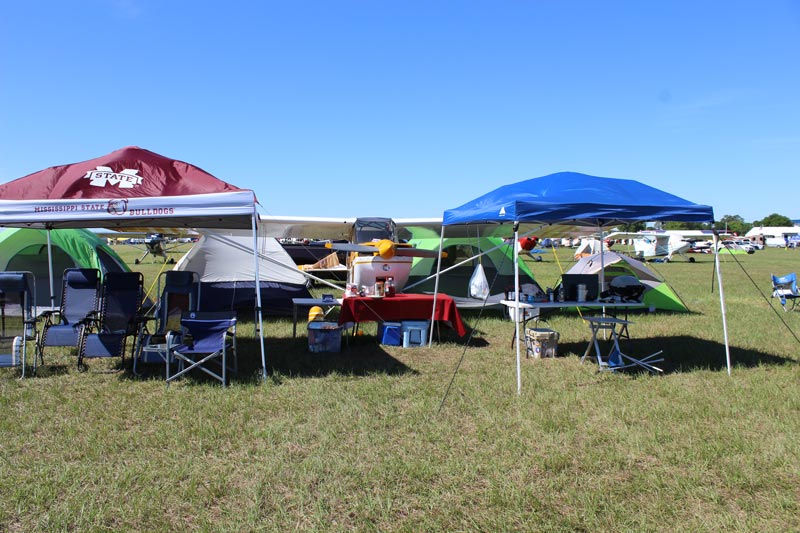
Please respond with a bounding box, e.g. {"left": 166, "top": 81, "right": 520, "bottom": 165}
{"left": 404, "top": 227, "right": 542, "bottom": 307}
{"left": 0, "top": 228, "right": 129, "bottom": 308}
{"left": 564, "top": 251, "right": 688, "bottom": 312}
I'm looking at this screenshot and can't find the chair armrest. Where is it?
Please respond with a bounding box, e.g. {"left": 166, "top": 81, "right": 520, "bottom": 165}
{"left": 76, "top": 310, "right": 102, "bottom": 328}
{"left": 38, "top": 310, "right": 60, "bottom": 326}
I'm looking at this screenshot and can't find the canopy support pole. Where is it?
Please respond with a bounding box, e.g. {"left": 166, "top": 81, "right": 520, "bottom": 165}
{"left": 713, "top": 231, "right": 732, "bottom": 375}
{"left": 252, "top": 211, "right": 267, "bottom": 382}
{"left": 513, "top": 223, "right": 522, "bottom": 395}
{"left": 46, "top": 227, "right": 55, "bottom": 310}
{"left": 429, "top": 226, "right": 446, "bottom": 347}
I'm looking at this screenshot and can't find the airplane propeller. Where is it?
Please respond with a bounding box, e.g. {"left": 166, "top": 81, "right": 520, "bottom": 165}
{"left": 326, "top": 239, "right": 443, "bottom": 260}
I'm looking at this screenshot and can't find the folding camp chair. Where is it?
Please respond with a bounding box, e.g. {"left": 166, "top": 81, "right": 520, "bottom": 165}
{"left": 37, "top": 268, "right": 100, "bottom": 365}
{"left": 133, "top": 271, "right": 200, "bottom": 375}
{"left": 77, "top": 272, "right": 144, "bottom": 369}
{"left": 771, "top": 273, "right": 799, "bottom": 312}
{"left": 167, "top": 311, "right": 237, "bottom": 387}
{"left": 0, "top": 272, "right": 37, "bottom": 377}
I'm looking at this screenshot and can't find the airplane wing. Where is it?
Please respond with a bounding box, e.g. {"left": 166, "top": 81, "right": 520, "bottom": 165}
{"left": 259, "top": 215, "right": 356, "bottom": 240}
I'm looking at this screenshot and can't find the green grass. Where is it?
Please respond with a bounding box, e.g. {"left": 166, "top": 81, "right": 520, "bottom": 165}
{"left": 1, "top": 244, "right": 799, "bottom": 531}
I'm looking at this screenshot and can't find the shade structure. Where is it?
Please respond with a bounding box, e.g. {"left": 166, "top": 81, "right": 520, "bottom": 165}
{"left": 436, "top": 172, "right": 728, "bottom": 394}
{"left": 443, "top": 172, "right": 714, "bottom": 227}
{"left": 0, "top": 146, "right": 256, "bottom": 230}
{"left": 0, "top": 146, "right": 269, "bottom": 381}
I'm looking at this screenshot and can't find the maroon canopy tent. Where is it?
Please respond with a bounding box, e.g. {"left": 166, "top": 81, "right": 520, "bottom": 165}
{"left": 0, "top": 146, "right": 256, "bottom": 230}
{"left": 0, "top": 146, "right": 268, "bottom": 381}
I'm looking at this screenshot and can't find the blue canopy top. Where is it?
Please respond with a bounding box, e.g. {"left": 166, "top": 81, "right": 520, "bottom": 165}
{"left": 442, "top": 172, "right": 714, "bottom": 227}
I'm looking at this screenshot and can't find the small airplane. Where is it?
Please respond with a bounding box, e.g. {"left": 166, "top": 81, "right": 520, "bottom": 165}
{"left": 605, "top": 230, "right": 723, "bottom": 262}
{"left": 259, "top": 216, "right": 443, "bottom": 290}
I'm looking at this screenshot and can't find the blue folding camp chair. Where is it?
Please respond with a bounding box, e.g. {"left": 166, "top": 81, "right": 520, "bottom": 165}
{"left": 77, "top": 272, "right": 144, "bottom": 369}
{"left": 37, "top": 268, "right": 100, "bottom": 365}
{"left": 167, "top": 311, "right": 237, "bottom": 387}
{"left": 771, "top": 273, "right": 799, "bottom": 312}
{"left": 133, "top": 271, "right": 200, "bottom": 375}
{"left": 0, "top": 271, "right": 37, "bottom": 377}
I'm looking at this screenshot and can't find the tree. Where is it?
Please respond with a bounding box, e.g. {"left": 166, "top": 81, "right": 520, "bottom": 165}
{"left": 663, "top": 221, "right": 711, "bottom": 230}
{"left": 619, "top": 222, "right": 646, "bottom": 232}
{"left": 753, "top": 213, "right": 793, "bottom": 227}
{"left": 714, "top": 214, "right": 751, "bottom": 236}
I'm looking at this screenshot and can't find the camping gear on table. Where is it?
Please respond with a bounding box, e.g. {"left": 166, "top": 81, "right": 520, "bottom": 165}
{"left": 608, "top": 275, "right": 645, "bottom": 302}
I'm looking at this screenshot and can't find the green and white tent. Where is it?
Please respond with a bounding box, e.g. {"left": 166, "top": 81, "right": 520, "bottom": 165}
{"left": 0, "top": 228, "right": 129, "bottom": 308}
{"left": 403, "top": 227, "right": 542, "bottom": 307}
{"left": 565, "top": 251, "right": 688, "bottom": 312}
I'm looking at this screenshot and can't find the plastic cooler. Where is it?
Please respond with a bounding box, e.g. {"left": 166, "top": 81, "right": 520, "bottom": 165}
{"left": 525, "top": 328, "right": 559, "bottom": 358}
{"left": 401, "top": 320, "right": 429, "bottom": 348}
{"left": 307, "top": 321, "right": 343, "bottom": 353}
{"left": 378, "top": 322, "right": 403, "bottom": 346}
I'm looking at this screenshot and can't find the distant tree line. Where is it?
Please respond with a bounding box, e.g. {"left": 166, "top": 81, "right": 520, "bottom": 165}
{"left": 618, "top": 213, "right": 794, "bottom": 236}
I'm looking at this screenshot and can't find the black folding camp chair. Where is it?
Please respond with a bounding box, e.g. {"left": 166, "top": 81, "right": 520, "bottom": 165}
{"left": 167, "top": 311, "right": 237, "bottom": 387}
{"left": 133, "top": 271, "right": 200, "bottom": 375}
{"left": 77, "top": 271, "right": 144, "bottom": 369}
{"left": 0, "top": 271, "right": 37, "bottom": 377}
{"left": 37, "top": 268, "right": 100, "bottom": 365}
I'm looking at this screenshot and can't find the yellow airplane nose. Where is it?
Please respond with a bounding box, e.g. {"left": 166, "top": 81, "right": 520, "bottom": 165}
{"left": 376, "top": 239, "right": 396, "bottom": 259}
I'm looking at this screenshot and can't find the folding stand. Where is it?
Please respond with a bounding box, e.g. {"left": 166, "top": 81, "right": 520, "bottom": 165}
{"left": 581, "top": 316, "right": 664, "bottom": 373}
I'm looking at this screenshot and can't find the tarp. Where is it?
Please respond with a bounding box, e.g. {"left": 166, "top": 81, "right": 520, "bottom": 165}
{"left": 565, "top": 252, "right": 688, "bottom": 312}
{"left": 0, "top": 228, "right": 129, "bottom": 307}
{"left": 174, "top": 229, "right": 312, "bottom": 315}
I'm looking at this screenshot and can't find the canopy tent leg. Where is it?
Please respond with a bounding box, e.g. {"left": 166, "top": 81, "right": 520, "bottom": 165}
{"left": 46, "top": 228, "right": 55, "bottom": 310}
{"left": 253, "top": 211, "right": 267, "bottom": 382}
{"left": 513, "top": 224, "right": 522, "bottom": 395}
{"left": 428, "top": 226, "right": 446, "bottom": 347}
{"left": 713, "top": 232, "right": 732, "bottom": 375}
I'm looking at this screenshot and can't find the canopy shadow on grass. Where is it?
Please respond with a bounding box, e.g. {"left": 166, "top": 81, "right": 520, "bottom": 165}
{"left": 559, "top": 335, "right": 797, "bottom": 374}
{"left": 120, "top": 335, "right": 417, "bottom": 385}
{"left": 261, "top": 336, "right": 417, "bottom": 382}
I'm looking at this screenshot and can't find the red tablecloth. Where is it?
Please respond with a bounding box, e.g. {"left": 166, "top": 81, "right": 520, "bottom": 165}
{"left": 338, "top": 293, "right": 467, "bottom": 337}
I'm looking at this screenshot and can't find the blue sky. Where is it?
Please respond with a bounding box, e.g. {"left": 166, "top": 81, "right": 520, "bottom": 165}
{"left": 1, "top": 1, "right": 798, "bottom": 223}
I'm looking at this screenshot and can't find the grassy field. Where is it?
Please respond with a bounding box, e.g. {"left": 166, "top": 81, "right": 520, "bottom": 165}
{"left": 1, "top": 243, "right": 799, "bottom": 531}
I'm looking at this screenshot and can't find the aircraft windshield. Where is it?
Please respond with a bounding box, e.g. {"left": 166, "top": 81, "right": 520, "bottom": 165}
{"left": 354, "top": 218, "right": 396, "bottom": 243}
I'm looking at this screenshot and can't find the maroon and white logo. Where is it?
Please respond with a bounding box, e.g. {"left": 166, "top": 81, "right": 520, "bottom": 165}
{"left": 107, "top": 199, "right": 128, "bottom": 215}
{"left": 84, "top": 166, "right": 143, "bottom": 189}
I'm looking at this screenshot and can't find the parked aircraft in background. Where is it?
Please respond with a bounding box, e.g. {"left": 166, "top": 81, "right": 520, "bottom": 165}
{"left": 606, "top": 230, "right": 723, "bottom": 262}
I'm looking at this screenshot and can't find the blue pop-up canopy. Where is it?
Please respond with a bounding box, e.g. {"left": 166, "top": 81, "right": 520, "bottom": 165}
{"left": 435, "top": 172, "right": 729, "bottom": 393}
{"left": 443, "top": 172, "right": 714, "bottom": 227}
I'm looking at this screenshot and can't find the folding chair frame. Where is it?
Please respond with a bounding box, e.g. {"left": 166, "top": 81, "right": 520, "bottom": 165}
{"left": 77, "top": 271, "right": 144, "bottom": 369}
{"left": 0, "top": 271, "right": 38, "bottom": 377}
{"left": 167, "top": 311, "right": 237, "bottom": 387}
{"left": 771, "top": 272, "right": 799, "bottom": 312}
{"left": 36, "top": 268, "right": 101, "bottom": 368}
{"left": 134, "top": 271, "right": 200, "bottom": 376}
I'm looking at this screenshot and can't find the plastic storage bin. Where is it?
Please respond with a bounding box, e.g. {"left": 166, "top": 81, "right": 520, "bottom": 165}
{"left": 401, "top": 320, "right": 429, "bottom": 348}
{"left": 525, "top": 328, "right": 559, "bottom": 358}
{"left": 378, "top": 322, "right": 403, "bottom": 346}
{"left": 308, "top": 321, "right": 343, "bottom": 353}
